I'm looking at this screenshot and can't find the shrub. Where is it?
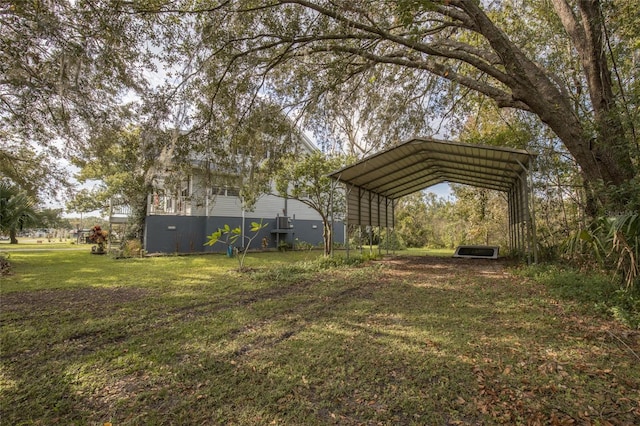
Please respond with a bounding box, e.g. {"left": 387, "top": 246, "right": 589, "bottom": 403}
{"left": 123, "top": 239, "right": 143, "bottom": 258}
{"left": 204, "top": 220, "right": 269, "bottom": 271}
{"left": 295, "top": 239, "right": 314, "bottom": 251}
{"left": 379, "top": 231, "right": 406, "bottom": 251}
{"left": 564, "top": 212, "right": 639, "bottom": 291}
{"left": 0, "top": 254, "right": 11, "bottom": 276}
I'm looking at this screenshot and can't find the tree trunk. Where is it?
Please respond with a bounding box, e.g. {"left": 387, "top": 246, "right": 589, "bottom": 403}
{"left": 9, "top": 228, "right": 17, "bottom": 244}
{"left": 322, "top": 219, "right": 332, "bottom": 257}
{"left": 549, "top": 0, "right": 635, "bottom": 207}
{"left": 132, "top": 192, "right": 149, "bottom": 244}
{"left": 463, "top": 0, "right": 633, "bottom": 211}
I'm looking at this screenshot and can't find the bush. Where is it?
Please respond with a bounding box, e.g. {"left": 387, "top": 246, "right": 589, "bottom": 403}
{"left": 0, "top": 254, "right": 11, "bottom": 276}
{"left": 122, "top": 239, "right": 143, "bottom": 258}
{"left": 536, "top": 243, "right": 561, "bottom": 262}
{"left": 294, "top": 239, "right": 314, "bottom": 251}
{"left": 379, "top": 231, "right": 406, "bottom": 251}
{"left": 563, "top": 212, "right": 639, "bottom": 291}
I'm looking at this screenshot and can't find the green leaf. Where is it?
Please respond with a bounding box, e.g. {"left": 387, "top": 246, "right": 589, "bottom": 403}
{"left": 204, "top": 229, "right": 224, "bottom": 246}
{"left": 578, "top": 229, "right": 593, "bottom": 243}
{"left": 251, "top": 221, "right": 268, "bottom": 232}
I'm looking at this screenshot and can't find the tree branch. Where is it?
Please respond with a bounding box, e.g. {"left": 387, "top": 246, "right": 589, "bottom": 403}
{"left": 313, "top": 45, "right": 529, "bottom": 110}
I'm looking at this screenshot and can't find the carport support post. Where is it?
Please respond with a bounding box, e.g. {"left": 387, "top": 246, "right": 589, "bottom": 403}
{"left": 329, "top": 176, "right": 336, "bottom": 258}
{"left": 513, "top": 186, "right": 521, "bottom": 257}
{"left": 523, "top": 171, "right": 531, "bottom": 264}
{"left": 514, "top": 182, "right": 523, "bottom": 258}
{"left": 377, "top": 193, "right": 381, "bottom": 256}
{"left": 507, "top": 188, "right": 515, "bottom": 253}
{"left": 368, "top": 191, "right": 373, "bottom": 255}
{"left": 386, "top": 226, "right": 389, "bottom": 255}
{"left": 345, "top": 183, "right": 353, "bottom": 260}
{"left": 528, "top": 157, "right": 538, "bottom": 264}
{"left": 518, "top": 180, "right": 525, "bottom": 258}
{"left": 345, "top": 224, "right": 350, "bottom": 259}
{"left": 518, "top": 171, "right": 531, "bottom": 264}
{"left": 511, "top": 187, "right": 518, "bottom": 256}
{"left": 385, "top": 196, "right": 390, "bottom": 255}
{"left": 517, "top": 159, "right": 537, "bottom": 264}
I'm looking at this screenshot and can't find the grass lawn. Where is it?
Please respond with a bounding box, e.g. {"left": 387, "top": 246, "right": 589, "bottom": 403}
{"left": 1, "top": 249, "right": 639, "bottom": 424}
{"left": 0, "top": 238, "right": 81, "bottom": 250}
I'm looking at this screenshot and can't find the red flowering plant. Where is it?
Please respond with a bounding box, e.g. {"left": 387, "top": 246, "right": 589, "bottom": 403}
{"left": 88, "top": 225, "right": 108, "bottom": 253}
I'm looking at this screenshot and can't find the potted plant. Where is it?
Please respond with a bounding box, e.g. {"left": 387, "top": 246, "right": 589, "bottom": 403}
{"left": 88, "top": 225, "right": 108, "bottom": 254}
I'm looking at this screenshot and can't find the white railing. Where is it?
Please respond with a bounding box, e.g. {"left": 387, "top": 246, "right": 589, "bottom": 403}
{"left": 111, "top": 204, "right": 132, "bottom": 216}
{"left": 148, "top": 194, "right": 192, "bottom": 215}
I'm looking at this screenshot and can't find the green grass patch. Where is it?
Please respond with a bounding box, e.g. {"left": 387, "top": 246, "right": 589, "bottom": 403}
{"left": 516, "top": 264, "right": 640, "bottom": 328}
{"left": 2, "top": 252, "right": 639, "bottom": 424}
{"left": 0, "top": 238, "right": 79, "bottom": 250}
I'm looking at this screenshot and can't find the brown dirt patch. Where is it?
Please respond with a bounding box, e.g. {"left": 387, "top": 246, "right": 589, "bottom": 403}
{"left": 377, "top": 254, "right": 517, "bottom": 281}
{"left": 0, "top": 286, "right": 152, "bottom": 314}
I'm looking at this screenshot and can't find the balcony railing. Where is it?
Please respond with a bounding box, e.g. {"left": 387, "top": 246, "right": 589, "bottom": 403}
{"left": 111, "top": 204, "right": 132, "bottom": 216}
{"left": 108, "top": 200, "right": 132, "bottom": 224}
{"left": 148, "top": 194, "right": 192, "bottom": 215}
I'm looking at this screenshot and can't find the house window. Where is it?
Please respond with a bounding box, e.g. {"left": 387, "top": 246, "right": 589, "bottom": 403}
{"left": 181, "top": 176, "right": 191, "bottom": 197}
{"left": 226, "top": 187, "right": 240, "bottom": 196}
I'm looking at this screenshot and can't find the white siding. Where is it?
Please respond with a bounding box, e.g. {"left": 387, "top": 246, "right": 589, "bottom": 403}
{"left": 188, "top": 173, "right": 210, "bottom": 216}
{"left": 207, "top": 193, "right": 322, "bottom": 221}
{"left": 150, "top": 135, "right": 324, "bottom": 222}
{"left": 246, "top": 194, "right": 286, "bottom": 219}
{"left": 283, "top": 198, "right": 323, "bottom": 220}
{"left": 209, "top": 195, "right": 245, "bottom": 217}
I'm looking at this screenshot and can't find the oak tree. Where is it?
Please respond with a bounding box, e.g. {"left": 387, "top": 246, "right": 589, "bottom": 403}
{"left": 173, "top": 0, "right": 638, "bottom": 213}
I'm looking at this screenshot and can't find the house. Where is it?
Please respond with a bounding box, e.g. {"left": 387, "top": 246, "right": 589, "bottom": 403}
{"left": 140, "top": 131, "right": 345, "bottom": 254}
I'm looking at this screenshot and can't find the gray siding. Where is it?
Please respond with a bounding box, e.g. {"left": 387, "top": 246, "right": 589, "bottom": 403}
{"left": 144, "top": 216, "right": 208, "bottom": 254}
{"left": 144, "top": 215, "right": 345, "bottom": 254}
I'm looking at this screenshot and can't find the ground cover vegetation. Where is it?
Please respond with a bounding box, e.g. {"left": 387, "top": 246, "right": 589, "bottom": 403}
{"left": 1, "top": 249, "right": 639, "bottom": 424}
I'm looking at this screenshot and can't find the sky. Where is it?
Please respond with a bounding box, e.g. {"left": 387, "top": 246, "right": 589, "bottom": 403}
{"left": 425, "top": 182, "right": 452, "bottom": 199}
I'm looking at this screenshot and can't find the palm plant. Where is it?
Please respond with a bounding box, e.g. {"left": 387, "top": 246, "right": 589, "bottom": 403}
{"left": 564, "top": 213, "right": 639, "bottom": 290}
{"left": 0, "top": 182, "right": 39, "bottom": 244}
{"left": 610, "top": 213, "right": 639, "bottom": 290}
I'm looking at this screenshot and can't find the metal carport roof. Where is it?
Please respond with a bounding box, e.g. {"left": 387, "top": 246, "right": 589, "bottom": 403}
{"left": 329, "top": 137, "right": 537, "bottom": 261}
{"left": 330, "top": 137, "right": 533, "bottom": 199}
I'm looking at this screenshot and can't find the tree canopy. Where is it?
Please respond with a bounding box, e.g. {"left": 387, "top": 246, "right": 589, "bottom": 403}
{"left": 1, "top": 1, "right": 158, "bottom": 199}
{"left": 275, "top": 151, "right": 347, "bottom": 256}
{"left": 3, "top": 0, "right": 638, "bottom": 214}
{"left": 187, "top": 0, "right": 638, "bottom": 211}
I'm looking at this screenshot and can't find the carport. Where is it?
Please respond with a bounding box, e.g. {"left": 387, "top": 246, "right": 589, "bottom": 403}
{"left": 329, "top": 137, "right": 537, "bottom": 262}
